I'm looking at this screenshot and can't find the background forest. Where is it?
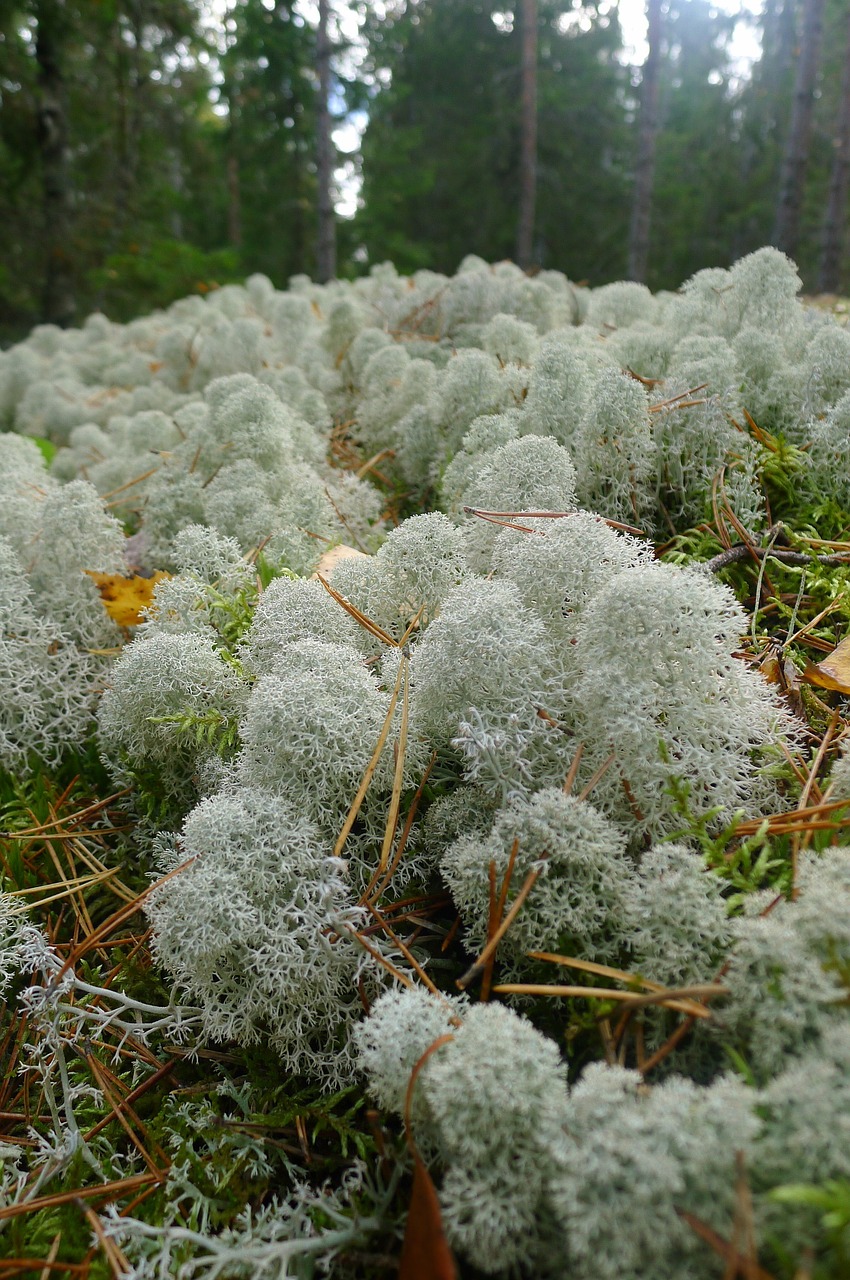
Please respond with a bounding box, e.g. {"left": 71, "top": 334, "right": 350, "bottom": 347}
{"left": 1, "top": 0, "right": 849, "bottom": 343}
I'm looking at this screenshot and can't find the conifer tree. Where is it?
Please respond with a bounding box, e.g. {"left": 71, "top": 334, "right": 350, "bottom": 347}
{"left": 627, "top": 0, "right": 663, "bottom": 282}
{"left": 773, "top": 0, "right": 826, "bottom": 257}
{"left": 516, "top": 0, "right": 538, "bottom": 269}
{"left": 818, "top": 2, "right": 850, "bottom": 291}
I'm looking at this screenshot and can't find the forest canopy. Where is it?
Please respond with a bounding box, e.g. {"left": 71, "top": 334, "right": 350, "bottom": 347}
{"left": 1, "top": 0, "right": 850, "bottom": 340}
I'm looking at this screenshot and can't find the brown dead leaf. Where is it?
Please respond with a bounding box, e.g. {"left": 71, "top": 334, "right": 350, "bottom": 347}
{"left": 309, "top": 544, "right": 368, "bottom": 580}
{"left": 399, "top": 1033, "right": 458, "bottom": 1280}
{"left": 85, "top": 570, "right": 170, "bottom": 628}
{"left": 760, "top": 649, "right": 805, "bottom": 717}
{"left": 398, "top": 1153, "right": 457, "bottom": 1280}
{"left": 800, "top": 636, "right": 850, "bottom": 695}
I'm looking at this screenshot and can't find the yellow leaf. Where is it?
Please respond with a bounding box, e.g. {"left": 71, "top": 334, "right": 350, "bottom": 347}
{"left": 85, "top": 570, "right": 170, "bottom": 628}
{"left": 801, "top": 636, "right": 850, "bottom": 695}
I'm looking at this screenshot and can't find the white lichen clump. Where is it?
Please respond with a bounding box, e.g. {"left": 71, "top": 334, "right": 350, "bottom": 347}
{"left": 2, "top": 246, "right": 849, "bottom": 1279}
{"left": 147, "top": 788, "right": 375, "bottom": 1086}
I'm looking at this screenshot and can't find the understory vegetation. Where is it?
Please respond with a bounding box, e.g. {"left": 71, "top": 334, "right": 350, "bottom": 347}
{"left": 3, "top": 248, "right": 850, "bottom": 1278}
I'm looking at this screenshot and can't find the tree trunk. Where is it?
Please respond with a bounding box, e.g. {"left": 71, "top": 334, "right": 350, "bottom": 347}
{"left": 516, "top": 0, "right": 537, "bottom": 270}
{"left": 226, "top": 148, "right": 242, "bottom": 249}
{"left": 818, "top": 4, "right": 850, "bottom": 292}
{"left": 772, "top": 0, "right": 826, "bottom": 258}
{"left": 169, "top": 150, "right": 184, "bottom": 241}
{"left": 315, "top": 0, "right": 336, "bottom": 283}
{"left": 35, "top": 0, "right": 75, "bottom": 326}
{"left": 627, "top": 0, "right": 663, "bottom": 283}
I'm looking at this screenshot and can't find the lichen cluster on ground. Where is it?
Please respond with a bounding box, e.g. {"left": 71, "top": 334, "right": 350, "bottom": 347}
{"left": 2, "top": 248, "right": 850, "bottom": 1279}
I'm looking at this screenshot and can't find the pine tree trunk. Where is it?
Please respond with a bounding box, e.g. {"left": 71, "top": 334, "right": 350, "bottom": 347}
{"left": 627, "top": 0, "right": 663, "bottom": 283}
{"left": 316, "top": 0, "right": 336, "bottom": 283}
{"left": 227, "top": 148, "right": 242, "bottom": 249}
{"left": 226, "top": 109, "right": 243, "bottom": 251}
{"left": 818, "top": 5, "right": 850, "bottom": 292}
{"left": 772, "top": 0, "right": 826, "bottom": 258}
{"left": 516, "top": 0, "right": 538, "bottom": 270}
{"left": 35, "top": 0, "right": 75, "bottom": 326}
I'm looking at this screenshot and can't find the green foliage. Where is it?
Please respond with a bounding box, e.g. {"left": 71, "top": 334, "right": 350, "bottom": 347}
{"left": 0, "top": 0, "right": 226, "bottom": 337}
{"left": 146, "top": 705, "right": 241, "bottom": 758}
{"left": 204, "top": 555, "right": 295, "bottom": 656}
{"left": 356, "top": 0, "right": 631, "bottom": 278}
{"left": 661, "top": 762, "right": 789, "bottom": 907}
{"left": 219, "top": 0, "right": 322, "bottom": 284}
{"left": 31, "top": 435, "right": 57, "bottom": 464}
{"left": 770, "top": 1180, "right": 850, "bottom": 1273}
{"left": 87, "top": 240, "right": 242, "bottom": 324}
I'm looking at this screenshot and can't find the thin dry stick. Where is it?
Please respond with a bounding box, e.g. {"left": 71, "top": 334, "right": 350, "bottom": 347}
{"left": 343, "top": 924, "right": 416, "bottom": 989}
{"left": 0, "top": 788, "right": 132, "bottom": 838}
{"left": 494, "top": 838, "right": 522, "bottom": 930}
{"left": 76, "top": 1198, "right": 132, "bottom": 1278}
{"left": 116, "top": 1180, "right": 161, "bottom": 1221}
{"left": 626, "top": 367, "right": 663, "bottom": 387}
{"left": 83, "top": 1052, "right": 165, "bottom": 1178}
{"left": 102, "top": 466, "right": 160, "bottom": 504}
{"left": 576, "top": 752, "right": 616, "bottom": 802}
{"left": 316, "top": 574, "right": 398, "bottom": 648}
{"left": 356, "top": 447, "right": 396, "bottom": 480}
{"left": 52, "top": 858, "right": 196, "bottom": 983}
{"left": 462, "top": 506, "right": 645, "bottom": 537}
{"left": 491, "top": 983, "right": 721, "bottom": 1018}
{"left": 777, "top": 742, "right": 811, "bottom": 789}
{"left": 334, "top": 657, "right": 405, "bottom": 860}
{"left": 441, "top": 915, "right": 462, "bottom": 954}
{"left": 799, "top": 536, "right": 850, "bottom": 551}
{"left": 481, "top": 862, "right": 499, "bottom": 1004}
{"left": 399, "top": 604, "right": 426, "bottom": 649}
{"left": 620, "top": 775, "right": 646, "bottom": 824}
{"left": 0, "top": 1173, "right": 160, "bottom": 1222}
{"left": 730, "top": 1151, "right": 760, "bottom": 1280}
{"left": 38, "top": 1232, "right": 62, "bottom": 1280}
{"left": 41, "top": 835, "right": 99, "bottom": 957}
{"left": 792, "top": 705, "right": 843, "bottom": 895}
{"left": 84, "top": 1057, "right": 180, "bottom": 1144}
{"left": 11, "top": 826, "right": 131, "bottom": 846}
{"left": 403, "top": 1034, "right": 456, "bottom": 1155}
{"left": 378, "top": 660, "right": 410, "bottom": 876}
{"left": 711, "top": 467, "right": 734, "bottom": 552}
{"left": 649, "top": 383, "right": 708, "bottom": 411}
{"left": 528, "top": 950, "right": 714, "bottom": 1016}
{"left": 562, "top": 743, "right": 584, "bottom": 796}
{"left": 322, "top": 484, "right": 369, "bottom": 553}
{"left": 457, "top": 858, "right": 544, "bottom": 991}
{"left": 639, "top": 933, "right": 744, "bottom": 1074}
{"left": 785, "top": 594, "right": 848, "bottom": 647}
{"left": 734, "top": 795, "right": 850, "bottom": 835}
{"left": 67, "top": 838, "right": 137, "bottom": 904}
{"left": 92, "top": 1055, "right": 171, "bottom": 1169}
{"left": 651, "top": 398, "right": 709, "bottom": 413}
{"left": 366, "top": 752, "right": 436, "bottom": 904}
{"left": 676, "top": 1208, "right": 776, "bottom": 1280}
{"left": 637, "top": 1016, "right": 698, "bottom": 1075}
{"left": 604, "top": 982, "right": 727, "bottom": 1015}
{"left": 10, "top": 868, "right": 119, "bottom": 901}
{"left": 796, "top": 705, "right": 842, "bottom": 814}
{"left": 363, "top": 901, "right": 442, "bottom": 998}
{"left": 479, "top": 838, "right": 521, "bottom": 1002}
